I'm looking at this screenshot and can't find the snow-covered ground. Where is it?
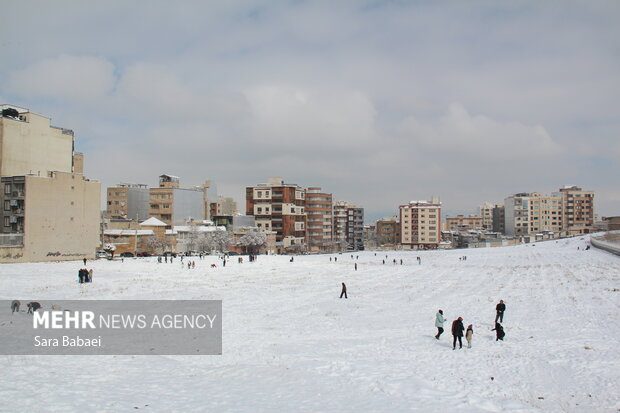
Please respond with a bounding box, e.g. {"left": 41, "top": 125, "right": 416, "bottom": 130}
{"left": 0, "top": 236, "right": 619, "bottom": 412}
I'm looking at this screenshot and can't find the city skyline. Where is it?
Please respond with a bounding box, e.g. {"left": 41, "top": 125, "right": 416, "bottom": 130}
{"left": 1, "top": 1, "right": 618, "bottom": 222}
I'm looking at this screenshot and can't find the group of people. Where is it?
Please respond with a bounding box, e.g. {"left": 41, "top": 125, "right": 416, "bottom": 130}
{"left": 78, "top": 268, "right": 93, "bottom": 283}
{"left": 10, "top": 300, "right": 41, "bottom": 314}
{"left": 434, "top": 300, "right": 506, "bottom": 350}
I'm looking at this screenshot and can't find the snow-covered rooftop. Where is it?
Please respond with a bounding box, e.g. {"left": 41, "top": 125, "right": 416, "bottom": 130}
{"left": 140, "top": 217, "right": 167, "bottom": 227}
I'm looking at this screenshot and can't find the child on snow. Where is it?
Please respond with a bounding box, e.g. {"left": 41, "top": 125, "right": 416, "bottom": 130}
{"left": 465, "top": 324, "right": 473, "bottom": 348}
{"left": 435, "top": 310, "right": 445, "bottom": 339}
{"left": 492, "top": 322, "right": 505, "bottom": 341}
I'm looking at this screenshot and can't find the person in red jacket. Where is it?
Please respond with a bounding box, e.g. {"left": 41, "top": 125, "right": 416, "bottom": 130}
{"left": 452, "top": 317, "right": 464, "bottom": 350}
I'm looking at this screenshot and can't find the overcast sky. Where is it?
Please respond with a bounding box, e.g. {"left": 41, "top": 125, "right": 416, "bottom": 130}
{"left": 1, "top": 1, "right": 618, "bottom": 222}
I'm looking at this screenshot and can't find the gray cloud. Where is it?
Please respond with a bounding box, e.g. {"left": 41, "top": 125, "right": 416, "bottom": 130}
{"left": 1, "top": 1, "right": 618, "bottom": 221}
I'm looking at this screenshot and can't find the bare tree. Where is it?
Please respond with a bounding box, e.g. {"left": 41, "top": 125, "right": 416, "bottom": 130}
{"left": 147, "top": 236, "right": 168, "bottom": 255}
{"left": 237, "top": 230, "right": 266, "bottom": 254}
{"left": 186, "top": 225, "right": 199, "bottom": 253}
{"left": 205, "top": 230, "right": 232, "bottom": 253}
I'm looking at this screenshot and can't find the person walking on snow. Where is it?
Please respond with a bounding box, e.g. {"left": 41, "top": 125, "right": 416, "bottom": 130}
{"left": 492, "top": 322, "right": 505, "bottom": 341}
{"left": 452, "top": 317, "right": 464, "bottom": 349}
{"left": 340, "top": 282, "right": 348, "bottom": 299}
{"left": 495, "top": 300, "right": 506, "bottom": 323}
{"left": 465, "top": 324, "right": 473, "bottom": 348}
{"left": 435, "top": 310, "right": 445, "bottom": 339}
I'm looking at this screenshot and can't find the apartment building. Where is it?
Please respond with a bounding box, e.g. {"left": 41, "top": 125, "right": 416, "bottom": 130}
{"left": 555, "top": 186, "right": 595, "bottom": 236}
{"left": 306, "top": 187, "right": 333, "bottom": 253}
{"left": 209, "top": 196, "right": 238, "bottom": 218}
{"left": 399, "top": 198, "right": 441, "bottom": 249}
{"left": 504, "top": 192, "right": 562, "bottom": 238}
{"left": 492, "top": 204, "right": 505, "bottom": 234}
{"left": 246, "top": 177, "right": 306, "bottom": 252}
{"left": 444, "top": 215, "right": 483, "bottom": 231}
{"left": 106, "top": 183, "right": 149, "bottom": 220}
{"left": 148, "top": 175, "right": 205, "bottom": 228}
{"left": 346, "top": 207, "right": 365, "bottom": 251}
{"left": 479, "top": 202, "right": 494, "bottom": 230}
{"left": 332, "top": 200, "right": 351, "bottom": 249}
{"left": 333, "top": 200, "right": 364, "bottom": 251}
{"left": 0, "top": 105, "right": 100, "bottom": 262}
{"left": 363, "top": 224, "right": 377, "bottom": 250}
{"left": 376, "top": 217, "right": 400, "bottom": 246}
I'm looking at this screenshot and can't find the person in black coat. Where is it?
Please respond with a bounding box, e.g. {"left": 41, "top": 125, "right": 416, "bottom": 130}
{"left": 340, "top": 282, "right": 348, "bottom": 299}
{"left": 492, "top": 322, "right": 505, "bottom": 341}
{"left": 495, "top": 300, "right": 506, "bottom": 323}
{"left": 451, "top": 317, "right": 464, "bottom": 350}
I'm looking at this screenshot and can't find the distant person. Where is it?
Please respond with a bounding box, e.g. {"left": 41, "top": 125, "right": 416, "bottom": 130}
{"left": 88, "top": 269, "right": 93, "bottom": 283}
{"left": 435, "top": 310, "right": 445, "bottom": 339}
{"left": 451, "top": 317, "right": 464, "bottom": 350}
{"left": 465, "top": 324, "right": 473, "bottom": 348}
{"left": 354, "top": 263, "right": 357, "bottom": 271}
{"left": 83, "top": 257, "right": 87, "bottom": 266}
{"left": 492, "top": 322, "right": 505, "bottom": 341}
{"left": 27, "top": 302, "right": 41, "bottom": 314}
{"left": 495, "top": 300, "right": 506, "bottom": 323}
{"left": 340, "top": 282, "right": 348, "bottom": 299}
{"left": 11, "top": 300, "right": 20, "bottom": 314}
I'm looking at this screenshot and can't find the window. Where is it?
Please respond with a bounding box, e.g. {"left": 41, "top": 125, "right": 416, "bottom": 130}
{"left": 4, "top": 217, "right": 9, "bottom": 227}
{"left": 4, "top": 201, "right": 9, "bottom": 211}
{"left": 4, "top": 184, "right": 10, "bottom": 194}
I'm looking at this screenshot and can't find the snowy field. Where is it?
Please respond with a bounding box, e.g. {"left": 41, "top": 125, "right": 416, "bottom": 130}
{"left": 0, "top": 236, "right": 619, "bottom": 412}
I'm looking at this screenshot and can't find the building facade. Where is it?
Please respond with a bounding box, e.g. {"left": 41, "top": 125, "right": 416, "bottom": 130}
{"left": 209, "top": 196, "right": 238, "bottom": 218}
{"left": 106, "top": 183, "right": 149, "bottom": 220}
{"left": 399, "top": 198, "right": 441, "bottom": 249}
{"left": 246, "top": 177, "right": 306, "bottom": 252}
{"left": 479, "top": 202, "right": 495, "bottom": 230}
{"left": 306, "top": 187, "right": 333, "bottom": 252}
{"left": 0, "top": 105, "right": 100, "bottom": 262}
{"left": 0, "top": 172, "right": 100, "bottom": 262}
{"left": 556, "top": 186, "right": 595, "bottom": 236}
{"left": 376, "top": 217, "right": 400, "bottom": 247}
{"left": 504, "top": 193, "right": 562, "bottom": 238}
{"left": 492, "top": 204, "right": 505, "bottom": 234}
{"left": 444, "top": 215, "right": 483, "bottom": 231}
{"left": 149, "top": 175, "right": 205, "bottom": 228}
{"left": 346, "top": 207, "right": 364, "bottom": 251}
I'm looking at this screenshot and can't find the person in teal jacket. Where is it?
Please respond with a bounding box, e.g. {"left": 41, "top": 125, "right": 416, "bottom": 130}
{"left": 435, "top": 309, "right": 445, "bottom": 339}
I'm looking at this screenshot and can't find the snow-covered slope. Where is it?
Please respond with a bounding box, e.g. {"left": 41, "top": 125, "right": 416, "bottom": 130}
{"left": 0, "top": 236, "right": 618, "bottom": 412}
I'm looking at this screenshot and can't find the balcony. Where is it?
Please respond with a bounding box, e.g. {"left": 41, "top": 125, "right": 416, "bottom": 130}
{"left": 0, "top": 233, "right": 24, "bottom": 247}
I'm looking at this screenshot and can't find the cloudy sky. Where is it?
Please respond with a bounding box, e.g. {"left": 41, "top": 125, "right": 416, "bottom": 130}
{"left": 1, "top": 1, "right": 618, "bottom": 221}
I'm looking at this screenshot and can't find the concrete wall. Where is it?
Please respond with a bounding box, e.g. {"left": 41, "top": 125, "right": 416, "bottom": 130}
{"left": 172, "top": 188, "right": 204, "bottom": 225}
{"left": 591, "top": 232, "right": 620, "bottom": 256}
{"left": 0, "top": 113, "right": 73, "bottom": 176}
{"left": 127, "top": 187, "right": 150, "bottom": 221}
{"left": 0, "top": 172, "right": 100, "bottom": 262}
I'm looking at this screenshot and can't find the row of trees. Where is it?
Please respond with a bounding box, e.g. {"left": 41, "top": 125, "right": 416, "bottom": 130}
{"left": 147, "top": 230, "right": 267, "bottom": 255}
